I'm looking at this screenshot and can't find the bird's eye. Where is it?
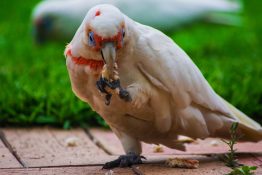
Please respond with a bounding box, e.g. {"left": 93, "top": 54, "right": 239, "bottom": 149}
{"left": 88, "top": 31, "right": 95, "bottom": 46}
{"left": 122, "top": 28, "right": 125, "bottom": 38}
{"left": 121, "top": 28, "right": 125, "bottom": 46}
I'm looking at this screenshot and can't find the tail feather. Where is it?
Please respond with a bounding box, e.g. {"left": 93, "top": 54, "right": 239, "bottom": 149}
{"left": 222, "top": 98, "right": 262, "bottom": 142}
{"left": 239, "top": 124, "right": 262, "bottom": 142}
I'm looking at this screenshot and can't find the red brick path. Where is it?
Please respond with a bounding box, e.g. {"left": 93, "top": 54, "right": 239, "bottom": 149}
{"left": 0, "top": 128, "right": 261, "bottom": 175}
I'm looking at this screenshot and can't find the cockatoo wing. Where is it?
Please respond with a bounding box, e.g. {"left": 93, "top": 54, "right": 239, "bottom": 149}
{"left": 136, "top": 25, "right": 230, "bottom": 115}
{"left": 135, "top": 24, "right": 262, "bottom": 140}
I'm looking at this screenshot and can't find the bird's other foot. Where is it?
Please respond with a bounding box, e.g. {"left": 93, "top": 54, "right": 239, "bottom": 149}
{"left": 96, "top": 77, "right": 108, "bottom": 93}
{"left": 102, "top": 152, "right": 146, "bottom": 169}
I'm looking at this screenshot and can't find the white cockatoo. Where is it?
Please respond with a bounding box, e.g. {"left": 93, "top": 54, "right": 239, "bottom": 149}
{"left": 33, "top": 0, "right": 242, "bottom": 42}
{"left": 65, "top": 4, "right": 261, "bottom": 168}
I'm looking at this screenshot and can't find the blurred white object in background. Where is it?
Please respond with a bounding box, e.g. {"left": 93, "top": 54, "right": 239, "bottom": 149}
{"left": 32, "top": 0, "right": 242, "bottom": 42}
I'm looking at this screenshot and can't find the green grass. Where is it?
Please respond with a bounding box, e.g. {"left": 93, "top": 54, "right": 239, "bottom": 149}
{"left": 0, "top": 0, "right": 261, "bottom": 128}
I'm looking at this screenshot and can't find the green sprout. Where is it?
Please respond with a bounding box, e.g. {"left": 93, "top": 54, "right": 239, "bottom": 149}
{"left": 221, "top": 122, "right": 241, "bottom": 168}
{"left": 222, "top": 122, "right": 257, "bottom": 175}
{"left": 227, "top": 166, "right": 257, "bottom": 175}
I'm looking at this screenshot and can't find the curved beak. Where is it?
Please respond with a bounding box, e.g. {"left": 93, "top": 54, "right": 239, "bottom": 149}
{"left": 101, "top": 42, "right": 116, "bottom": 74}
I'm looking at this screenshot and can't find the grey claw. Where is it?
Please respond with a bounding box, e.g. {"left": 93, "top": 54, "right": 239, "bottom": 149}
{"left": 102, "top": 152, "right": 145, "bottom": 169}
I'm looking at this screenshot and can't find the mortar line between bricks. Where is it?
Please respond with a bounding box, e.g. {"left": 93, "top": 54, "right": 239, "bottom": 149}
{"left": 0, "top": 130, "right": 27, "bottom": 168}
{"left": 83, "top": 128, "right": 113, "bottom": 155}
{"left": 251, "top": 153, "right": 262, "bottom": 165}
{"left": 0, "top": 163, "right": 105, "bottom": 170}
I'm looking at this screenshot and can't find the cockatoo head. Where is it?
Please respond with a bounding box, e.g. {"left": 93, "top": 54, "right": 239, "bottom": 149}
{"left": 68, "top": 4, "right": 127, "bottom": 71}
{"left": 84, "top": 4, "right": 126, "bottom": 50}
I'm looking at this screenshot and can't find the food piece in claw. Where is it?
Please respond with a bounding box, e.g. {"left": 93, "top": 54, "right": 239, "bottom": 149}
{"left": 96, "top": 63, "right": 131, "bottom": 105}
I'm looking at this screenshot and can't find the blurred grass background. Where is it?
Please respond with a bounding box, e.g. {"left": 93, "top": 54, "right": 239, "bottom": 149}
{"left": 0, "top": 0, "right": 261, "bottom": 128}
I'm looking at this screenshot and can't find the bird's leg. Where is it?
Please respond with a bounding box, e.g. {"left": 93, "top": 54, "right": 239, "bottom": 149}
{"left": 96, "top": 77, "right": 108, "bottom": 93}
{"left": 108, "top": 79, "right": 131, "bottom": 102}
{"left": 102, "top": 130, "right": 145, "bottom": 169}
{"left": 97, "top": 64, "right": 131, "bottom": 104}
{"left": 105, "top": 67, "right": 131, "bottom": 102}
{"left": 103, "top": 152, "right": 146, "bottom": 169}
{"left": 96, "top": 77, "right": 112, "bottom": 105}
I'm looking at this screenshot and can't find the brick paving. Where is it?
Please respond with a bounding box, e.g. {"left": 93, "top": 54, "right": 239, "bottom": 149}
{"left": 0, "top": 127, "right": 261, "bottom": 175}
